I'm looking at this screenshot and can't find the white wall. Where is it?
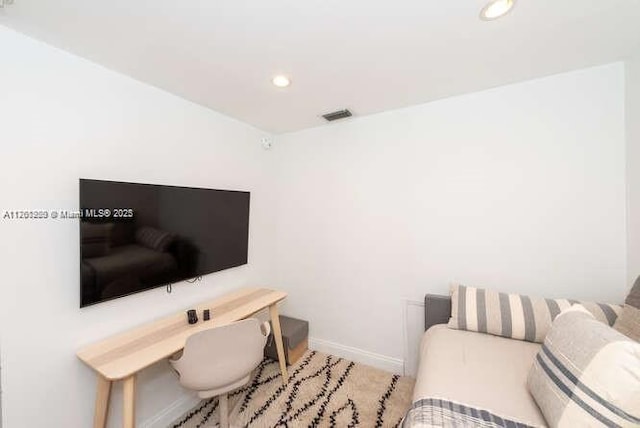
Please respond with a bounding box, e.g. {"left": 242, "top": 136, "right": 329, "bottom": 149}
{"left": 272, "top": 63, "right": 628, "bottom": 363}
{"left": 627, "top": 54, "right": 640, "bottom": 285}
{"left": 0, "top": 22, "right": 630, "bottom": 427}
{"left": 0, "top": 26, "right": 275, "bottom": 427}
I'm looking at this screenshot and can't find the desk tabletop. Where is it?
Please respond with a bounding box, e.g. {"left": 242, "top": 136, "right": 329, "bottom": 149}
{"left": 77, "top": 287, "right": 287, "bottom": 380}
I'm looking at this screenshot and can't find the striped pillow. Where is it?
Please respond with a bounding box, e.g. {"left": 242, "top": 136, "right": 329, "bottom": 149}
{"left": 613, "top": 304, "right": 640, "bottom": 342}
{"left": 135, "top": 226, "right": 175, "bottom": 252}
{"left": 447, "top": 284, "right": 621, "bottom": 343}
{"left": 625, "top": 275, "right": 640, "bottom": 309}
{"left": 527, "top": 305, "right": 640, "bottom": 427}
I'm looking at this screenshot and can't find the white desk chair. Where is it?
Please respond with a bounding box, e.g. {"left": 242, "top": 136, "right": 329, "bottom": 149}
{"left": 170, "top": 318, "right": 270, "bottom": 428}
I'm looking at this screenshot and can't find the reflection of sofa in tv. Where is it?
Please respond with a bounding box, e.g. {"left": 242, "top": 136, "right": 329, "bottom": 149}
{"left": 81, "top": 223, "right": 198, "bottom": 305}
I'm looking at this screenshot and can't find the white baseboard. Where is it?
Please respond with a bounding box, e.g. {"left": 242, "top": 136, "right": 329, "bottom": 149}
{"left": 308, "top": 337, "right": 404, "bottom": 375}
{"left": 141, "top": 394, "right": 200, "bottom": 428}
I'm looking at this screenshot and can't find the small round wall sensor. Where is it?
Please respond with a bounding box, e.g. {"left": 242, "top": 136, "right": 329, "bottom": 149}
{"left": 261, "top": 137, "right": 272, "bottom": 150}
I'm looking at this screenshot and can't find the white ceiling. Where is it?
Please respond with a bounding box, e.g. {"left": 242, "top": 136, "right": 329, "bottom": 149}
{"left": 2, "top": 0, "right": 640, "bottom": 134}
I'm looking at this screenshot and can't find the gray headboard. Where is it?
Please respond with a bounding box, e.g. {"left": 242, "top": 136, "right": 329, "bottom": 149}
{"left": 424, "top": 294, "right": 452, "bottom": 331}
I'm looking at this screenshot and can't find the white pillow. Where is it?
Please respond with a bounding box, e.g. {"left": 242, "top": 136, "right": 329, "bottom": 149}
{"left": 527, "top": 305, "right": 640, "bottom": 427}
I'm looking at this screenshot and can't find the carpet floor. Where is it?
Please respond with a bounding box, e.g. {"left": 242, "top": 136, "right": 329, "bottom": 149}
{"left": 170, "top": 350, "right": 415, "bottom": 428}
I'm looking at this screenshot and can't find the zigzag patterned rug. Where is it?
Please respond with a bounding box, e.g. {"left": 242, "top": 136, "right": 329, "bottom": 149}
{"left": 170, "top": 350, "right": 414, "bottom": 428}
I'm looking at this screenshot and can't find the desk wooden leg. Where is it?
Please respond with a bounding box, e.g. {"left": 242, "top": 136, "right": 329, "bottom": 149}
{"left": 123, "top": 375, "right": 136, "bottom": 428}
{"left": 93, "top": 375, "right": 112, "bottom": 428}
{"left": 269, "top": 304, "right": 289, "bottom": 384}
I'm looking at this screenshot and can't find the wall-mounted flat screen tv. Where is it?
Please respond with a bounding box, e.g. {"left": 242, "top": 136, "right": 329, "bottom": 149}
{"left": 79, "top": 179, "right": 250, "bottom": 307}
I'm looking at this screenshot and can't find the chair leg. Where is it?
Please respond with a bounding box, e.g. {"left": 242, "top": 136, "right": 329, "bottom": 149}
{"left": 219, "top": 393, "right": 229, "bottom": 428}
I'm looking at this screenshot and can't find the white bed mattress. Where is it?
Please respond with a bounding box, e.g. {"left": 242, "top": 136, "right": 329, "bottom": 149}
{"left": 412, "top": 324, "right": 546, "bottom": 427}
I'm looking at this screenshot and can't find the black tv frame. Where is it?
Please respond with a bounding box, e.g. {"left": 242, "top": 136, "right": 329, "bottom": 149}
{"left": 78, "top": 178, "right": 250, "bottom": 308}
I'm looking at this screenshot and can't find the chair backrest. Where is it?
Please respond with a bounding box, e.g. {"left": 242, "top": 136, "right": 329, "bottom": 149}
{"left": 171, "top": 318, "right": 269, "bottom": 391}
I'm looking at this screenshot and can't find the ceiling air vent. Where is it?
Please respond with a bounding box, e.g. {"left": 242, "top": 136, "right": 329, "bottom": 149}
{"left": 322, "top": 109, "right": 353, "bottom": 122}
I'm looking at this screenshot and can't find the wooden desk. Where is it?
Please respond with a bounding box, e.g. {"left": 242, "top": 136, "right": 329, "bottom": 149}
{"left": 77, "top": 287, "right": 289, "bottom": 428}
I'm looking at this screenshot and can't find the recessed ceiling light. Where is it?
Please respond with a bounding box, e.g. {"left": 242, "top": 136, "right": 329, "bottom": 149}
{"left": 480, "top": 0, "right": 516, "bottom": 21}
{"left": 272, "top": 75, "right": 291, "bottom": 88}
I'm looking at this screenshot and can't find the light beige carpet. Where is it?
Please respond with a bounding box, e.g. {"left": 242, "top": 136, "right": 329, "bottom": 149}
{"left": 170, "top": 350, "right": 415, "bottom": 428}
